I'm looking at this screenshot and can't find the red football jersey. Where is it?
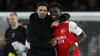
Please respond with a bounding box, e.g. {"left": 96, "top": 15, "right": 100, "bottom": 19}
{"left": 54, "top": 21, "right": 82, "bottom": 56}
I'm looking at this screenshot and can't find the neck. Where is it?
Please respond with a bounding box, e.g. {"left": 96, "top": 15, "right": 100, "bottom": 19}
{"left": 11, "top": 23, "right": 19, "bottom": 29}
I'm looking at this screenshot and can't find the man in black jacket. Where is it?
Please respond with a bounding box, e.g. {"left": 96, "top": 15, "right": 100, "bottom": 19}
{"left": 27, "top": 2, "right": 56, "bottom": 56}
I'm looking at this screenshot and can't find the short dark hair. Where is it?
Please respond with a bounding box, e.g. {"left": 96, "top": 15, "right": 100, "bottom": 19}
{"left": 49, "top": 3, "right": 63, "bottom": 11}
{"left": 37, "top": 2, "right": 48, "bottom": 9}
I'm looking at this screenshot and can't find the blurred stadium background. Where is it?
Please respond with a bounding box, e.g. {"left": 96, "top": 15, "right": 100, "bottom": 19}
{"left": 0, "top": 0, "right": 100, "bottom": 11}
{"left": 0, "top": 0, "right": 100, "bottom": 56}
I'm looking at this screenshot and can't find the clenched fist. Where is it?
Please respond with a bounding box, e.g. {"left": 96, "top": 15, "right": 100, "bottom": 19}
{"left": 0, "top": 37, "right": 7, "bottom": 46}
{"left": 51, "top": 21, "right": 59, "bottom": 28}
{"left": 50, "top": 38, "right": 58, "bottom": 46}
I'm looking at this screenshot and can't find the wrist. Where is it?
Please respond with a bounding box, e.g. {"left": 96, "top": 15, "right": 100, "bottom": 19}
{"left": 74, "top": 42, "right": 78, "bottom": 46}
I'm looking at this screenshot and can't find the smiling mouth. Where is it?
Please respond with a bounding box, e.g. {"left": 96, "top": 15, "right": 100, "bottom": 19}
{"left": 52, "top": 15, "right": 56, "bottom": 18}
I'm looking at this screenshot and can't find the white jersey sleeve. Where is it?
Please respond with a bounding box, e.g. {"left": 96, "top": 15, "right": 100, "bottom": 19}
{"left": 69, "top": 21, "right": 83, "bottom": 36}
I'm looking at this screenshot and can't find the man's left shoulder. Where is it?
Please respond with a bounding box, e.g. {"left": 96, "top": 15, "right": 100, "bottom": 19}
{"left": 18, "top": 25, "right": 26, "bottom": 30}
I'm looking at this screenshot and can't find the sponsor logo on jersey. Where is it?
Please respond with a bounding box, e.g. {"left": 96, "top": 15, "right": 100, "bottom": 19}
{"left": 56, "top": 36, "right": 66, "bottom": 44}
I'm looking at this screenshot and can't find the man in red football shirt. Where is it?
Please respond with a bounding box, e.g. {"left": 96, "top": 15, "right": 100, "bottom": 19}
{"left": 49, "top": 3, "right": 86, "bottom": 56}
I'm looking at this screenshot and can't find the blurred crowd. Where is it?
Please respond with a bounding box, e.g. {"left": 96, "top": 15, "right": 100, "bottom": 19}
{"left": 0, "top": 0, "right": 100, "bottom": 11}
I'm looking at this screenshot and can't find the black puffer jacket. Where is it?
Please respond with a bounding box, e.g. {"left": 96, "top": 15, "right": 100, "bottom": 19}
{"left": 27, "top": 12, "right": 56, "bottom": 56}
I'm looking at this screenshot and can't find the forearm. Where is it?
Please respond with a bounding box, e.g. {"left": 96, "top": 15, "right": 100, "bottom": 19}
{"left": 77, "top": 31, "right": 86, "bottom": 45}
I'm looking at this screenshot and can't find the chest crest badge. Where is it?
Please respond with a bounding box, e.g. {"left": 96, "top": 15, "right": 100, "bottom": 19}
{"left": 61, "top": 29, "right": 65, "bottom": 33}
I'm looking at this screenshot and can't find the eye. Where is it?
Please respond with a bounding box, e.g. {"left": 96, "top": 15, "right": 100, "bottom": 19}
{"left": 39, "top": 9, "right": 42, "bottom": 11}
{"left": 44, "top": 10, "right": 47, "bottom": 12}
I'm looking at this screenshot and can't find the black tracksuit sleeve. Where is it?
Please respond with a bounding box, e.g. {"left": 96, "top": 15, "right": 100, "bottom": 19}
{"left": 27, "top": 13, "right": 53, "bottom": 49}
{"left": 5, "top": 29, "right": 9, "bottom": 43}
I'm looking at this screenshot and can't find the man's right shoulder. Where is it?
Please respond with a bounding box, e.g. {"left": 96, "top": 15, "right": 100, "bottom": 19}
{"left": 29, "top": 13, "right": 38, "bottom": 23}
{"left": 29, "top": 12, "right": 37, "bottom": 19}
{"left": 6, "top": 27, "right": 11, "bottom": 32}
{"left": 30, "top": 12, "right": 36, "bottom": 16}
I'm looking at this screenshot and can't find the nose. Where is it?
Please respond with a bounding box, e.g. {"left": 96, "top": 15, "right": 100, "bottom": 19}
{"left": 51, "top": 12, "right": 55, "bottom": 15}
{"left": 52, "top": 12, "right": 55, "bottom": 14}
{"left": 41, "top": 10, "right": 45, "bottom": 13}
{"left": 41, "top": 11, "right": 44, "bottom": 13}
